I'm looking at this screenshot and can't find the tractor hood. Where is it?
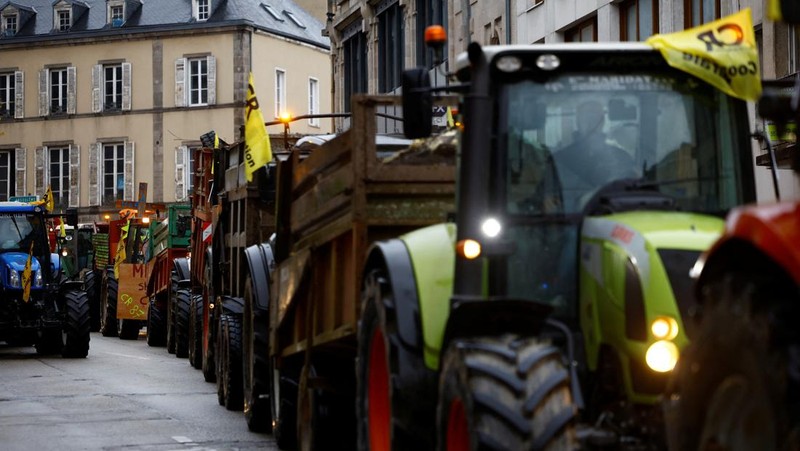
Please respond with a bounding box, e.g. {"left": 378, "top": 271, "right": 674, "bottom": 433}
{"left": 0, "top": 252, "right": 42, "bottom": 272}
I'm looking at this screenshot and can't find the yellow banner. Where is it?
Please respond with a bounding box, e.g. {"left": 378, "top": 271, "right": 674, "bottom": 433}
{"left": 113, "top": 220, "right": 129, "bottom": 280}
{"left": 244, "top": 72, "right": 273, "bottom": 182}
{"left": 22, "top": 242, "right": 33, "bottom": 303}
{"left": 767, "top": 0, "right": 782, "bottom": 21}
{"left": 645, "top": 8, "right": 761, "bottom": 102}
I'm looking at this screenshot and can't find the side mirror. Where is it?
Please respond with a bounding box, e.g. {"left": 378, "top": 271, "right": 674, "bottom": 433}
{"left": 402, "top": 68, "right": 432, "bottom": 139}
{"left": 65, "top": 208, "right": 78, "bottom": 226}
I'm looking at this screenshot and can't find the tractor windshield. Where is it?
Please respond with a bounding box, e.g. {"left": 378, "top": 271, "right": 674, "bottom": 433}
{"left": 497, "top": 70, "right": 753, "bottom": 319}
{"left": 0, "top": 213, "right": 45, "bottom": 253}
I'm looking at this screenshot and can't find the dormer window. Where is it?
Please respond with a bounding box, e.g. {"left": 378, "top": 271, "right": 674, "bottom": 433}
{"left": 262, "top": 4, "right": 283, "bottom": 21}
{"left": 283, "top": 10, "right": 305, "bottom": 29}
{"left": 3, "top": 14, "right": 17, "bottom": 36}
{"left": 109, "top": 4, "right": 124, "bottom": 27}
{"left": 194, "top": 0, "right": 210, "bottom": 21}
{"left": 56, "top": 8, "right": 71, "bottom": 31}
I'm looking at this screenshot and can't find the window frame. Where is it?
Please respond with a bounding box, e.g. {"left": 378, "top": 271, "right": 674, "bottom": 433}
{"left": 56, "top": 8, "right": 71, "bottom": 31}
{"left": 343, "top": 30, "right": 367, "bottom": 113}
{"left": 195, "top": 0, "right": 210, "bottom": 21}
{"left": 684, "top": 0, "right": 720, "bottom": 28}
{"left": 0, "top": 72, "right": 14, "bottom": 118}
{"left": 0, "top": 149, "right": 12, "bottom": 201}
{"left": 3, "top": 13, "right": 17, "bottom": 36}
{"left": 275, "top": 68, "right": 286, "bottom": 118}
{"left": 188, "top": 57, "right": 209, "bottom": 106}
{"left": 103, "top": 64, "right": 123, "bottom": 111}
{"left": 415, "top": 0, "right": 448, "bottom": 69}
{"left": 102, "top": 142, "right": 125, "bottom": 205}
{"left": 620, "top": 0, "right": 659, "bottom": 42}
{"left": 377, "top": 2, "right": 404, "bottom": 93}
{"left": 308, "top": 77, "right": 319, "bottom": 127}
{"left": 790, "top": 26, "right": 800, "bottom": 75}
{"left": 49, "top": 67, "right": 68, "bottom": 114}
{"left": 565, "top": 16, "right": 597, "bottom": 42}
{"left": 48, "top": 146, "right": 70, "bottom": 207}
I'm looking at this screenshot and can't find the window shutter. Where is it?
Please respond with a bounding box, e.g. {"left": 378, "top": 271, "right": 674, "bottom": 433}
{"left": 89, "top": 143, "right": 101, "bottom": 206}
{"left": 121, "top": 62, "right": 132, "bottom": 111}
{"left": 69, "top": 145, "right": 80, "bottom": 207}
{"left": 175, "top": 146, "right": 187, "bottom": 201}
{"left": 34, "top": 146, "right": 45, "bottom": 196}
{"left": 38, "top": 69, "right": 48, "bottom": 117}
{"left": 175, "top": 58, "right": 187, "bottom": 107}
{"left": 15, "top": 148, "right": 25, "bottom": 197}
{"left": 92, "top": 64, "right": 102, "bottom": 113}
{"left": 14, "top": 71, "right": 23, "bottom": 119}
{"left": 124, "top": 141, "right": 134, "bottom": 201}
{"left": 207, "top": 55, "right": 216, "bottom": 105}
{"left": 67, "top": 66, "right": 76, "bottom": 115}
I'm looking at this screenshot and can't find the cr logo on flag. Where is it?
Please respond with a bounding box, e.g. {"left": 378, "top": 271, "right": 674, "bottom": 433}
{"left": 697, "top": 24, "right": 744, "bottom": 51}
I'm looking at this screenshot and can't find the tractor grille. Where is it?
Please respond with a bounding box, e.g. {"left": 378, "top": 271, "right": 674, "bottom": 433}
{"left": 657, "top": 249, "right": 701, "bottom": 339}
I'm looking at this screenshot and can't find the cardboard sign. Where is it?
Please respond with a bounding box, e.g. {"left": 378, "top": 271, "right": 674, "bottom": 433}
{"left": 116, "top": 263, "right": 149, "bottom": 320}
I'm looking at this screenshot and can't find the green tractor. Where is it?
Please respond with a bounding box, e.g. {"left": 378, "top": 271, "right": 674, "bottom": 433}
{"left": 356, "top": 40, "right": 757, "bottom": 447}
{"left": 55, "top": 223, "right": 102, "bottom": 331}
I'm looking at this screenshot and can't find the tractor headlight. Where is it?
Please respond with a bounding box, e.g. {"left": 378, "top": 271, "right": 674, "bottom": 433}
{"left": 8, "top": 268, "right": 20, "bottom": 288}
{"left": 650, "top": 316, "right": 679, "bottom": 340}
{"left": 481, "top": 217, "right": 502, "bottom": 238}
{"left": 645, "top": 340, "right": 679, "bottom": 373}
{"left": 34, "top": 270, "right": 43, "bottom": 287}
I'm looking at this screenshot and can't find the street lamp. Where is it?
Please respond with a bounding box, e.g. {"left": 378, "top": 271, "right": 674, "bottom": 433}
{"left": 279, "top": 112, "right": 292, "bottom": 150}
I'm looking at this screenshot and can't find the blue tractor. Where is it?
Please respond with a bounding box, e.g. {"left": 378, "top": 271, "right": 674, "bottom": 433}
{"left": 0, "top": 202, "right": 90, "bottom": 357}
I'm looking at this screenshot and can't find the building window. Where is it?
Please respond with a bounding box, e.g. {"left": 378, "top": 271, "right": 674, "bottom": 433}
{"left": 110, "top": 4, "right": 124, "bottom": 26}
{"left": 527, "top": 0, "right": 544, "bottom": 8}
{"left": 308, "top": 78, "right": 319, "bottom": 127}
{"left": 416, "top": 0, "right": 447, "bottom": 69}
{"left": 343, "top": 31, "right": 367, "bottom": 113}
{"left": 565, "top": 17, "right": 597, "bottom": 42}
{"left": 378, "top": 2, "right": 404, "bottom": 93}
{"left": 49, "top": 147, "right": 69, "bottom": 206}
{"left": 0, "top": 73, "right": 14, "bottom": 118}
{"left": 621, "top": 0, "right": 658, "bottom": 41}
{"left": 50, "top": 68, "right": 68, "bottom": 114}
{"left": 103, "top": 143, "right": 125, "bottom": 204}
{"left": 57, "top": 9, "right": 71, "bottom": 31}
{"left": 262, "top": 4, "right": 283, "bottom": 21}
{"left": 188, "top": 57, "right": 208, "bottom": 106}
{"left": 3, "top": 14, "right": 17, "bottom": 36}
{"left": 275, "top": 68, "right": 286, "bottom": 118}
{"left": 187, "top": 148, "right": 196, "bottom": 194}
{"left": 195, "top": 0, "right": 210, "bottom": 21}
{"left": 104, "top": 64, "right": 122, "bottom": 110}
{"left": 685, "top": 0, "right": 720, "bottom": 28}
{"left": 790, "top": 26, "right": 800, "bottom": 75}
{"left": 284, "top": 10, "right": 305, "bottom": 28}
{"left": 0, "top": 150, "right": 11, "bottom": 200}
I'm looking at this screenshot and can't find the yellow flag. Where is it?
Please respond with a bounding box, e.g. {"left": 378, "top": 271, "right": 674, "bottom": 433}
{"left": 44, "top": 185, "right": 54, "bottom": 212}
{"left": 113, "top": 220, "right": 129, "bottom": 279}
{"left": 244, "top": 72, "right": 273, "bottom": 182}
{"left": 59, "top": 217, "right": 66, "bottom": 237}
{"left": 22, "top": 242, "right": 33, "bottom": 303}
{"left": 767, "top": 0, "right": 783, "bottom": 21}
{"left": 645, "top": 8, "right": 761, "bottom": 102}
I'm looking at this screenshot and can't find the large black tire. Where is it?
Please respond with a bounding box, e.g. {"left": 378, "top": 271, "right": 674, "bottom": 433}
{"left": 84, "top": 269, "right": 101, "bottom": 332}
{"left": 666, "top": 269, "right": 800, "bottom": 451}
{"left": 174, "top": 288, "right": 191, "bottom": 358}
{"left": 100, "top": 270, "right": 118, "bottom": 337}
{"left": 243, "top": 276, "right": 272, "bottom": 432}
{"left": 62, "top": 289, "right": 91, "bottom": 358}
{"left": 271, "top": 357, "right": 299, "bottom": 450}
{"left": 118, "top": 319, "right": 140, "bottom": 340}
{"left": 356, "top": 269, "right": 437, "bottom": 450}
{"left": 146, "top": 295, "right": 167, "bottom": 347}
{"left": 166, "top": 270, "right": 179, "bottom": 354}
{"left": 436, "top": 335, "right": 578, "bottom": 450}
{"left": 188, "top": 293, "right": 203, "bottom": 369}
{"left": 217, "top": 313, "right": 244, "bottom": 411}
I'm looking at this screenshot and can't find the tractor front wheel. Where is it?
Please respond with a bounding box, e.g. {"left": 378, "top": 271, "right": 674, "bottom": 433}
{"left": 84, "top": 269, "right": 101, "bottom": 332}
{"left": 665, "top": 270, "right": 799, "bottom": 451}
{"left": 217, "top": 313, "right": 244, "bottom": 411}
{"left": 100, "top": 270, "right": 118, "bottom": 337}
{"left": 62, "top": 288, "right": 91, "bottom": 358}
{"left": 436, "top": 335, "right": 577, "bottom": 451}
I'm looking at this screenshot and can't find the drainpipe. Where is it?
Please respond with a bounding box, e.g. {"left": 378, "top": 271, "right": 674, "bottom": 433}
{"left": 462, "top": 0, "right": 471, "bottom": 50}
{"left": 505, "top": 0, "right": 511, "bottom": 43}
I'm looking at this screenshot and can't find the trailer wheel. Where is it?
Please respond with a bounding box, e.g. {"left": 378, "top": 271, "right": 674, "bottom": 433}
{"left": 100, "top": 269, "right": 118, "bottom": 337}
{"left": 666, "top": 270, "right": 799, "bottom": 451}
{"left": 167, "top": 270, "right": 179, "bottom": 354}
{"left": 219, "top": 313, "right": 244, "bottom": 411}
{"left": 357, "top": 269, "right": 437, "bottom": 451}
{"left": 216, "top": 314, "right": 229, "bottom": 406}
{"left": 436, "top": 335, "right": 577, "bottom": 451}
{"left": 84, "top": 269, "right": 101, "bottom": 332}
{"left": 243, "top": 276, "right": 272, "bottom": 431}
{"left": 146, "top": 295, "right": 167, "bottom": 347}
{"left": 188, "top": 293, "right": 203, "bottom": 369}
{"left": 62, "top": 288, "right": 91, "bottom": 358}
{"left": 174, "top": 288, "right": 191, "bottom": 358}
{"left": 271, "top": 356, "right": 299, "bottom": 450}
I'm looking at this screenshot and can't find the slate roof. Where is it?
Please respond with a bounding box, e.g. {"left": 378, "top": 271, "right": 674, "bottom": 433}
{"left": 0, "top": 0, "right": 329, "bottom": 49}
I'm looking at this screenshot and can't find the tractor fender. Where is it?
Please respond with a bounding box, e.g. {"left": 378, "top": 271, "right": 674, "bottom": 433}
{"left": 220, "top": 295, "right": 245, "bottom": 316}
{"left": 59, "top": 279, "right": 84, "bottom": 292}
{"left": 363, "top": 239, "right": 423, "bottom": 352}
{"left": 172, "top": 257, "right": 191, "bottom": 289}
{"left": 442, "top": 299, "right": 553, "bottom": 349}
{"left": 697, "top": 202, "right": 800, "bottom": 290}
{"left": 244, "top": 242, "right": 274, "bottom": 312}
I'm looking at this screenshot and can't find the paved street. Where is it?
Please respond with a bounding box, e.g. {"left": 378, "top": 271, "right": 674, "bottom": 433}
{"left": 0, "top": 332, "right": 276, "bottom": 451}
